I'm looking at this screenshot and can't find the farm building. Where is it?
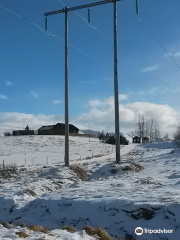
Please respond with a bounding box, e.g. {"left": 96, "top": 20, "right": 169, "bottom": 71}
{"left": 13, "top": 125, "right": 34, "bottom": 136}
{"left": 38, "top": 123, "right": 79, "bottom": 135}
{"left": 142, "top": 137, "right": 149, "bottom": 143}
{"left": 132, "top": 136, "right": 141, "bottom": 143}
{"left": 13, "top": 130, "right": 34, "bottom": 136}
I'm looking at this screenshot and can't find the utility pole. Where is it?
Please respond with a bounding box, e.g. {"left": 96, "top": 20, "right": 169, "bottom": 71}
{"left": 65, "top": 6, "right": 69, "bottom": 167}
{"left": 113, "top": 1, "right": 120, "bottom": 163}
{"left": 44, "top": 0, "right": 122, "bottom": 166}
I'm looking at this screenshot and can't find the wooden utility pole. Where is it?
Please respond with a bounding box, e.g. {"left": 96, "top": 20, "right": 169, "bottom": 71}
{"left": 44, "top": 0, "right": 122, "bottom": 166}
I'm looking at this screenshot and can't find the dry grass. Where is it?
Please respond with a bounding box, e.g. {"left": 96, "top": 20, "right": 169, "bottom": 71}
{"left": 0, "top": 222, "right": 13, "bottom": 229}
{"left": 0, "top": 164, "right": 18, "bottom": 179}
{"left": 28, "top": 225, "right": 48, "bottom": 233}
{"left": 122, "top": 163, "right": 144, "bottom": 172}
{"left": 131, "top": 163, "right": 144, "bottom": 171}
{"left": 69, "top": 165, "right": 89, "bottom": 180}
{"left": 24, "top": 189, "right": 37, "bottom": 197}
{"left": 122, "top": 165, "right": 134, "bottom": 172}
{"left": 43, "top": 186, "right": 53, "bottom": 192}
{"left": 16, "top": 232, "right": 29, "bottom": 238}
{"left": 83, "top": 226, "right": 116, "bottom": 240}
{"left": 61, "top": 226, "right": 77, "bottom": 233}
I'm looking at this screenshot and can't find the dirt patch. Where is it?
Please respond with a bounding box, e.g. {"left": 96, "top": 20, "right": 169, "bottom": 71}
{"left": 70, "top": 165, "right": 89, "bottom": 180}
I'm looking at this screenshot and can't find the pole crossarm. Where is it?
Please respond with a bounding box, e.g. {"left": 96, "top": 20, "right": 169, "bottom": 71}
{"left": 44, "top": 0, "right": 122, "bottom": 16}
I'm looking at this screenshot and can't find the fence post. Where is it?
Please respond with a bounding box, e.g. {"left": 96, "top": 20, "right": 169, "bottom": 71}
{"left": 3, "top": 160, "right": 4, "bottom": 169}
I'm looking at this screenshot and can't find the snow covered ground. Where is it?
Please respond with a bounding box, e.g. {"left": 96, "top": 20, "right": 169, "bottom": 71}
{"left": 0, "top": 135, "right": 180, "bottom": 240}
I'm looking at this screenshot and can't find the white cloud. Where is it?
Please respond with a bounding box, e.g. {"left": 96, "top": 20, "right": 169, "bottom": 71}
{"left": 52, "top": 100, "right": 62, "bottom": 105}
{"left": 76, "top": 96, "right": 179, "bottom": 136}
{"left": 0, "top": 112, "right": 64, "bottom": 131}
{"left": 164, "top": 52, "right": 180, "bottom": 58}
{"left": 164, "top": 53, "right": 172, "bottom": 58}
{"left": 174, "top": 52, "right": 180, "bottom": 57}
{"left": 5, "top": 81, "right": 13, "bottom": 86}
{"left": 30, "top": 91, "right": 39, "bottom": 99}
{"left": 141, "top": 65, "right": 160, "bottom": 72}
{"left": 89, "top": 95, "right": 128, "bottom": 108}
{"left": 119, "top": 94, "right": 128, "bottom": 101}
{"left": 0, "top": 96, "right": 179, "bottom": 137}
{"left": 0, "top": 94, "right": 7, "bottom": 100}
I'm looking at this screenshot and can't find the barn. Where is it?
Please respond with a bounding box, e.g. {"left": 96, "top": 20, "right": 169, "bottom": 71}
{"left": 38, "top": 123, "right": 79, "bottom": 135}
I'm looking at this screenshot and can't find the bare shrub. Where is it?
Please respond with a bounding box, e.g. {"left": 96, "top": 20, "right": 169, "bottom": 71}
{"left": 4, "top": 132, "right": 11, "bottom": 137}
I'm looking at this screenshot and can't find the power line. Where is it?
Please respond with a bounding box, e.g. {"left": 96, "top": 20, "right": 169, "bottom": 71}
{"left": 124, "top": 0, "right": 180, "bottom": 70}
{"left": 53, "top": 0, "right": 113, "bottom": 42}
{"left": 120, "top": 73, "right": 177, "bottom": 103}
{"left": 54, "top": 0, "right": 180, "bottom": 97}
{"left": 0, "top": 3, "right": 106, "bottom": 66}
{"left": 124, "top": 51, "right": 180, "bottom": 96}
{"left": 1, "top": 2, "right": 179, "bottom": 101}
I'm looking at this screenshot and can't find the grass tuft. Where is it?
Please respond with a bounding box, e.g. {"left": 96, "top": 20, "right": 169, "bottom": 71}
{"left": 122, "top": 163, "right": 144, "bottom": 172}
{"left": 70, "top": 165, "right": 89, "bottom": 180}
{"left": 83, "top": 226, "right": 116, "bottom": 240}
{"left": 16, "top": 232, "right": 29, "bottom": 238}
{"left": 28, "top": 225, "right": 48, "bottom": 233}
{"left": 61, "top": 226, "right": 77, "bottom": 233}
{"left": 24, "top": 189, "right": 37, "bottom": 197}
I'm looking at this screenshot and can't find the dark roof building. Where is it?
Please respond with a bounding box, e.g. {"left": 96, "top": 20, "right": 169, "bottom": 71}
{"left": 38, "top": 123, "right": 79, "bottom": 135}
{"left": 132, "top": 136, "right": 141, "bottom": 143}
{"left": 142, "top": 137, "right": 149, "bottom": 143}
{"left": 13, "top": 126, "right": 34, "bottom": 136}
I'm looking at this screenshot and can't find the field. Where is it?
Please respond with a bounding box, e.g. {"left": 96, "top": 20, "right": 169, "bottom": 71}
{"left": 0, "top": 135, "right": 180, "bottom": 240}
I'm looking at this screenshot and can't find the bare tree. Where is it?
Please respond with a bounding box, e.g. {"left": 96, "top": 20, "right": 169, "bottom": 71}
{"left": 163, "top": 133, "right": 169, "bottom": 141}
{"left": 173, "top": 122, "right": 180, "bottom": 147}
{"left": 136, "top": 114, "right": 146, "bottom": 142}
{"left": 154, "top": 120, "right": 160, "bottom": 139}
{"left": 136, "top": 115, "right": 161, "bottom": 142}
{"left": 149, "top": 119, "right": 154, "bottom": 141}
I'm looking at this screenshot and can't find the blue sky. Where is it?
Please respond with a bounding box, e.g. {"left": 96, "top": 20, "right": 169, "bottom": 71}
{"left": 0, "top": 0, "right": 180, "bottom": 134}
